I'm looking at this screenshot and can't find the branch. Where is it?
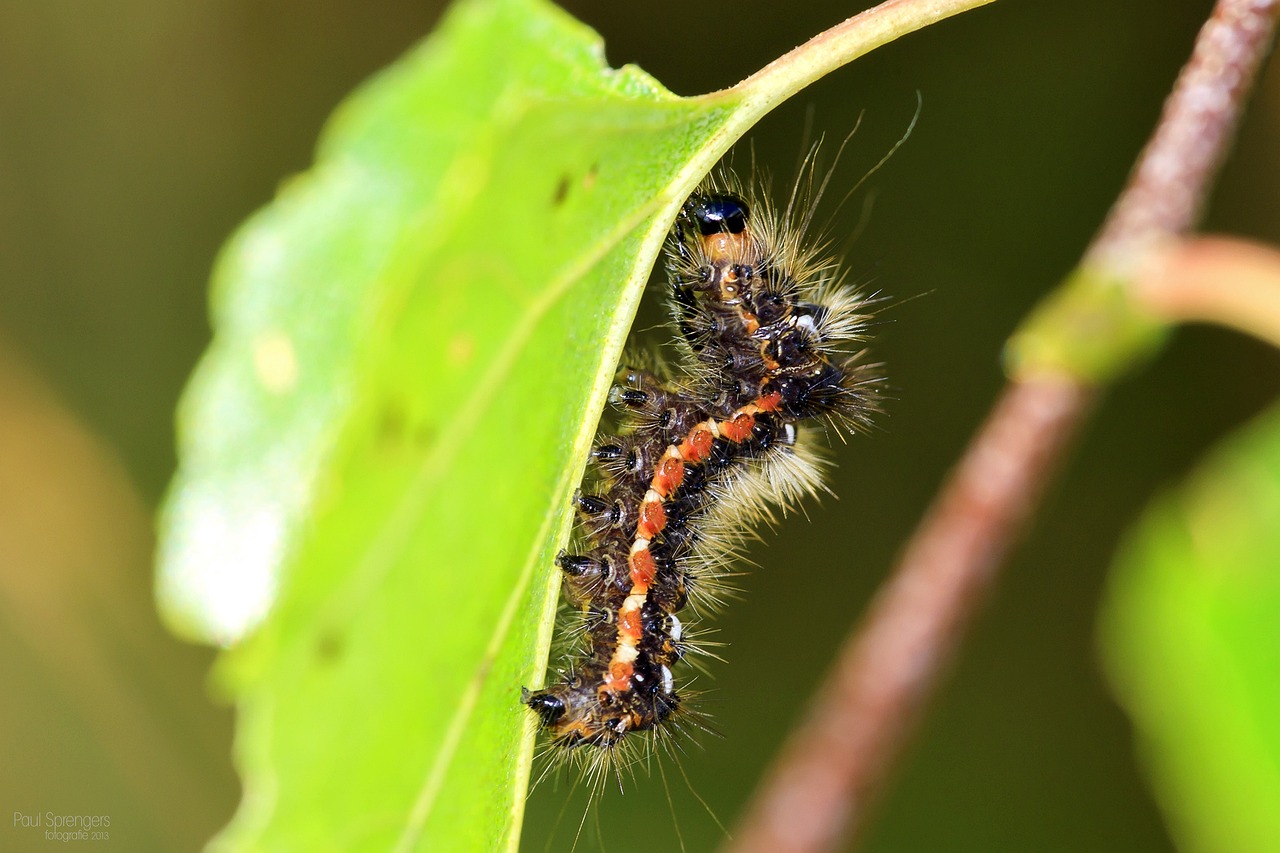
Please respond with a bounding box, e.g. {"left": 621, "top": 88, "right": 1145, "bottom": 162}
{"left": 1088, "top": 0, "right": 1280, "bottom": 273}
{"left": 727, "top": 3, "right": 1280, "bottom": 852}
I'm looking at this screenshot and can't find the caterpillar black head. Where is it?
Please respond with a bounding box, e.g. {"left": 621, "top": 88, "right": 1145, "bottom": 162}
{"left": 682, "top": 193, "right": 749, "bottom": 236}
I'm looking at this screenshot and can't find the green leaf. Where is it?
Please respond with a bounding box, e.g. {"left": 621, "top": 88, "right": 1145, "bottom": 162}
{"left": 154, "top": 0, "right": 995, "bottom": 849}
{"left": 1101, "top": 403, "right": 1280, "bottom": 853}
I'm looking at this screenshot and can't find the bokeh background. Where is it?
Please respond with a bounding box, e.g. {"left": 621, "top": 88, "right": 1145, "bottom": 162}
{"left": 2, "top": 1, "right": 1277, "bottom": 850}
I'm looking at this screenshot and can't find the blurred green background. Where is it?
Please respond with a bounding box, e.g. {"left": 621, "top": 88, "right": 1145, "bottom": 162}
{"left": 2, "top": 1, "right": 1277, "bottom": 851}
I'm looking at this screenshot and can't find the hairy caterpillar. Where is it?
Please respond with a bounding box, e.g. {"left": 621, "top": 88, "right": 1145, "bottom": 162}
{"left": 522, "top": 163, "right": 881, "bottom": 788}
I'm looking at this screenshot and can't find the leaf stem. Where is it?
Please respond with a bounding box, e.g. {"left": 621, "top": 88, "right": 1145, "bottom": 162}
{"left": 727, "top": 2, "right": 1280, "bottom": 851}
{"left": 1135, "top": 235, "right": 1280, "bottom": 351}
{"left": 730, "top": 0, "right": 997, "bottom": 108}
{"left": 696, "top": 0, "right": 997, "bottom": 151}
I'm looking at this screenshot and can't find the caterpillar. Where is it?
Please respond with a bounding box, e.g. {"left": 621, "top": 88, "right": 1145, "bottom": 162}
{"left": 522, "top": 164, "right": 881, "bottom": 782}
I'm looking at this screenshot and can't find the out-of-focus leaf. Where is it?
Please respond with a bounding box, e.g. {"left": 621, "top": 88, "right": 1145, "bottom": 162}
{"left": 154, "top": 0, "right": 991, "bottom": 847}
{"left": 0, "top": 356, "right": 236, "bottom": 850}
{"left": 1101, "top": 403, "right": 1280, "bottom": 853}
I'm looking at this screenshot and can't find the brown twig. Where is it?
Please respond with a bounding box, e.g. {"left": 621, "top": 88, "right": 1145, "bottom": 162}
{"left": 730, "top": 377, "right": 1091, "bottom": 853}
{"left": 727, "top": 3, "right": 1280, "bottom": 852}
{"left": 1089, "top": 0, "right": 1280, "bottom": 273}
